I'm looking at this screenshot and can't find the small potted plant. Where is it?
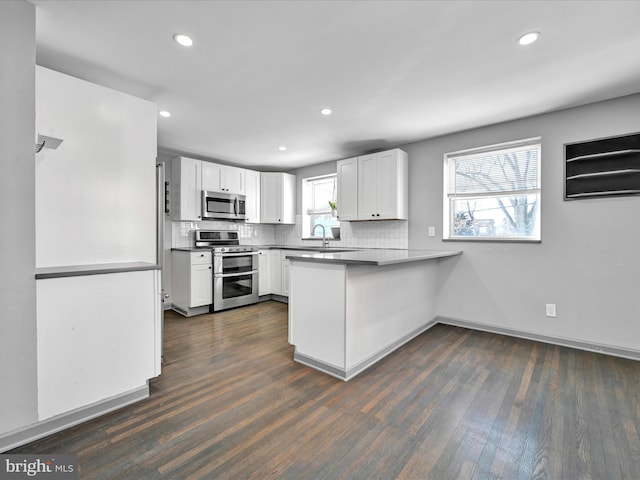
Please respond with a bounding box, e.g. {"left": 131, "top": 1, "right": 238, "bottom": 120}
{"left": 328, "top": 200, "right": 337, "bottom": 217}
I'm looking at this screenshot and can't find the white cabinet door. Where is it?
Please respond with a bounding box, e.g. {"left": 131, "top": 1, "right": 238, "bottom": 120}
{"left": 260, "top": 172, "right": 296, "bottom": 224}
{"left": 336, "top": 157, "right": 358, "bottom": 221}
{"left": 224, "top": 165, "right": 245, "bottom": 195}
{"left": 282, "top": 257, "right": 291, "bottom": 297}
{"left": 269, "top": 249, "right": 282, "bottom": 295}
{"left": 357, "top": 153, "right": 379, "bottom": 220}
{"left": 171, "top": 156, "right": 202, "bottom": 221}
{"left": 258, "top": 249, "right": 270, "bottom": 295}
{"left": 190, "top": 263, "right": 213, "bottom": 307}
{"left": 245, "top": 169, "right": 261, "bottom": 223}
{"left": 377, "top": 149, "right": 400, "bottom": 220}
{"left": 357, "top": 149, "right": 408, "bottom": 220}
{"left": 202, "top": 162, "right": 245, "bottom": 195}
{"left": 201, "top": 161, "right": 223, "bottom": 192}
{"left": 260, "top": 172, "right": 281, "bottom": 223}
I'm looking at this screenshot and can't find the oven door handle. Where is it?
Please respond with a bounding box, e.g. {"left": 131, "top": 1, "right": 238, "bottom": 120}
{"left": 215, "top": 270, "right": 259, "bottom": 278}
{"left": 216, "top": 251, "right": 259, "bottom": 258}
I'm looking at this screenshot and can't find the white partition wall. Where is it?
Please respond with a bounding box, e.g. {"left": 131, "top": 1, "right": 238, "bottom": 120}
{"left": 35, "top": 66, "right": 157, "bottom": 267}
{"left": 36, "top": 271, "right": 160, "bottom": 420}
{"left": 0, "top": 0, "right": 38, "bottom": 439}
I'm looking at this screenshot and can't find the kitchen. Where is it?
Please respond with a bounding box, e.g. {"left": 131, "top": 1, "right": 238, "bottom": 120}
{"left": 3, "top": 1, "right": 640, "bottom": 478}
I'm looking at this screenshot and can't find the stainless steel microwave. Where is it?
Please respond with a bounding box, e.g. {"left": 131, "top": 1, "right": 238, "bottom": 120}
{"left": 202, "top": 190, "right": 246, "bottom": 221}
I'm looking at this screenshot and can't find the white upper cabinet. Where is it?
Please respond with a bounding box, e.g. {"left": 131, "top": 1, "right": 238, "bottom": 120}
{"left": 201, "top": 161, "right": 221, "bottom": 193}
{"left": 223, "top": 165, "right": 245, "bottom": 195}
{"left": 171, "top": 156, "right": 202, "bottom": 221}
{"left": 260, "top": 172, "right": 296, "bottom": 224}
{"left": 244, "top": 169, "right": 261, "bottom": 224}
{"left": 202, "top": 162, "right": 245, "bottom": 195}
{"left": 357, "top": 149, "right": 408, "bottom": 221}
{"left": 336, "top": 157, "right": 358, "bottom": 221}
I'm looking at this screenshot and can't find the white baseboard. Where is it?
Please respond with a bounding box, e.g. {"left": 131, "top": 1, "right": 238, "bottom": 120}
{"left": 0, "top": 384, "right": 149, "bottom": 453}
{"left": 294, "top": 319, "right": 439, "bottom": 381}
{"left": 437, "top": 316, "right": 640, "bottom": 361}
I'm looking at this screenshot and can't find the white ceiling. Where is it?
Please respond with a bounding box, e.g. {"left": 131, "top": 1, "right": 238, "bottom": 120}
{"left": 30, "top": 0, "right": 640, "bottom": 170}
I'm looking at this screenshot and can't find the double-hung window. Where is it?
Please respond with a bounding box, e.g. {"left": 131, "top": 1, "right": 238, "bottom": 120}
{"left": 443, "top": 137, "right": 541, "bottom": 241}
{"left": 302, "top": 174, "right": 339, "bottom": 238}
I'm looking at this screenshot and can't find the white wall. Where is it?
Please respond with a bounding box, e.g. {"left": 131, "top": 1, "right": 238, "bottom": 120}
{"left": 0, "top": 0, "right": 38, "bottom": 436}
{"left": 405, "top": 94, "right": 640, "bottom": 352}
{"left": 35, "top": 67, "right": 157, "bottom": 267}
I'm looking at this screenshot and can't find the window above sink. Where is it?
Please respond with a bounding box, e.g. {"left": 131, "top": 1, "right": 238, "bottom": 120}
{"left": 302, "top": 174, "right": 340, "bottom": 239}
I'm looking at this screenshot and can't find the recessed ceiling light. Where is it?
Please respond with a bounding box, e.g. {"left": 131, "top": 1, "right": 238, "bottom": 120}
{"left": 158, "top": 110, "right": 171, "bottom": 118}
{"left": 320, "top": 108, "right": 332, "bottom": 116}
{"left": 173, "top": 33, "right": 194, "bottom": 47}
{"left": 518, "top": 31, "right": 540, "bottom": 46}
{"left": 278, "top": 145, "right": 287, "bottom": 151}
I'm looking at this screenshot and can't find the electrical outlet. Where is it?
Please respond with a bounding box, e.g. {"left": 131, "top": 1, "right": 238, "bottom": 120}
{"left": 545, "top": 303, "right": 557, "bottom": 318}
{"left": 428, "top": 226, "right": 436, "bottom": 237}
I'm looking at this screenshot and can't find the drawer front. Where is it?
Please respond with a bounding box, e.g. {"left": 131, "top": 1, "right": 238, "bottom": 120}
{"left": 190, "top": 251, "right": 212, "bottom": 265}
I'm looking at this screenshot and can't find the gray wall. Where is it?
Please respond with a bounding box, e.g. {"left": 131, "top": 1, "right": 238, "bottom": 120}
{"left": 0, "top": 0, "right": 38, "bottom": 434}
{"left": 404, "top": 94, "right": 640, "bottom": 351}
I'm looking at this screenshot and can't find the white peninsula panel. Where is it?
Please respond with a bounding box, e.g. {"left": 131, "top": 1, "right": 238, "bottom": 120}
{"left": 37, "top": 270, "right": 161, "bottom": 421}
{"left": 288, "top": 249, "right": 461, "bottom": 380}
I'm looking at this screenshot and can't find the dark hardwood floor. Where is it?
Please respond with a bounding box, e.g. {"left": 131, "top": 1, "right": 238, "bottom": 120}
{"left": 11, "top": 301, "right": 640, "bottom": 479}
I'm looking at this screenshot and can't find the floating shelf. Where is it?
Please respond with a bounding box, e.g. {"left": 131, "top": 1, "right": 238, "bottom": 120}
{"left": 566, "top": 169, "right": 640, "bottom": 181}
{"left": 565, "top": 132, "right": 640, "bottom": 200}
{"left": 566, "top": 149, "right": 640, "bottom": 163}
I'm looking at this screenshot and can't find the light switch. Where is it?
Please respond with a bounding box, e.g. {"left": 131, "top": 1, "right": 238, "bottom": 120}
{"left": 428, "top": 226, "right": 436, "bottom": 237}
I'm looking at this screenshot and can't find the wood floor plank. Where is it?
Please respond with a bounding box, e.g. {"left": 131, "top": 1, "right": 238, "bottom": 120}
{"left": 10, "top": 302, "right": 640, "bottom": 479}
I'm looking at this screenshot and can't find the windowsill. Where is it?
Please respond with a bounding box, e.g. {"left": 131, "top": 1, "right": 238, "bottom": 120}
{"left": 443, "top": 238, "right": 541, "bottom": 244}
{"left": 301, "top": 237, "right": 339, "bottom": 242}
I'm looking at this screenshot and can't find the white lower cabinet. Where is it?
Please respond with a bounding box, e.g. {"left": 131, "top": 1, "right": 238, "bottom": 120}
{"left": 190, "top": 262, "right": 213, "bottom": 307}
{"left": 282, "top": 257, "right": 291, "bottom": 297}
{"left": 172, "top": 250, "right": 212, "bottom": 315}
{"left": 258, "top": 249, "right": 318, "bottom": 299}
{"left": 269, "top": 250, "right": 283, "bottom": 295}
{"left": 258, "top": 249, "right": 270, "bottom": 295}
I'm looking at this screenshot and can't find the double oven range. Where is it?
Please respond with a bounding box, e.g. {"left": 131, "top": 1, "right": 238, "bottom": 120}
{"left": 195, "top": 230, "right": 259, "bottom": 312}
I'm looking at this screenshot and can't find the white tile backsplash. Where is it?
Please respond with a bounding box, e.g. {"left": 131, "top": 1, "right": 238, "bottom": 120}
{"left": 171, "top": 221, "right": 276, "bottom": 248}
{"left": 274, "top": 215, "right": 408, "bottom": 249}
{"left": 171, "top": 216, "right": 407, "bottom": 250}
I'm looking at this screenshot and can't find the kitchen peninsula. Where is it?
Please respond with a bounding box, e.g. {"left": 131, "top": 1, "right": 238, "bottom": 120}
{"left": 286, "top": 249, "right": 462, "bottom": 380}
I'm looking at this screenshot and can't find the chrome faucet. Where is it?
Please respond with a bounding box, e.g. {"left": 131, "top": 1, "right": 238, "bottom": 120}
{"left": 312, "top": 224, "right": 329, "bottom": 247}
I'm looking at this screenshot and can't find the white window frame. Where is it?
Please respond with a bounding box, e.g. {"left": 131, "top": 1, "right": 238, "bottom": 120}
{"left": 302, "top": 173, "right": 339, "bottom": 238}
{"left": 443, "top": 137, "right": 542, "bottom": 242}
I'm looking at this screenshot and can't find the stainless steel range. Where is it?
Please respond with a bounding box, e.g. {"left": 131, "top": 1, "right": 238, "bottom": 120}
{"left": 195, "top": 230, "right": 259, "bottom": 312}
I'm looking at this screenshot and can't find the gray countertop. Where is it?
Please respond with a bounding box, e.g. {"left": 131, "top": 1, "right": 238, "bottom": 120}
{"left": 284, "top": 249, "right": 462, "bottom": 266}
{"left": 35, "top": 262, "right": 160, "bottom": 279}
{"left": 172, "top": 245, "right": 358, "bottom": 252}
{"left": 256, "top": 245, "right": 359, "bottom": 252}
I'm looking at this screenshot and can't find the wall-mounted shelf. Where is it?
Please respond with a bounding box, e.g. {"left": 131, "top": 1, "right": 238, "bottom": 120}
{"left": 565, "top": 132, "right": 640, "bottom": 200}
